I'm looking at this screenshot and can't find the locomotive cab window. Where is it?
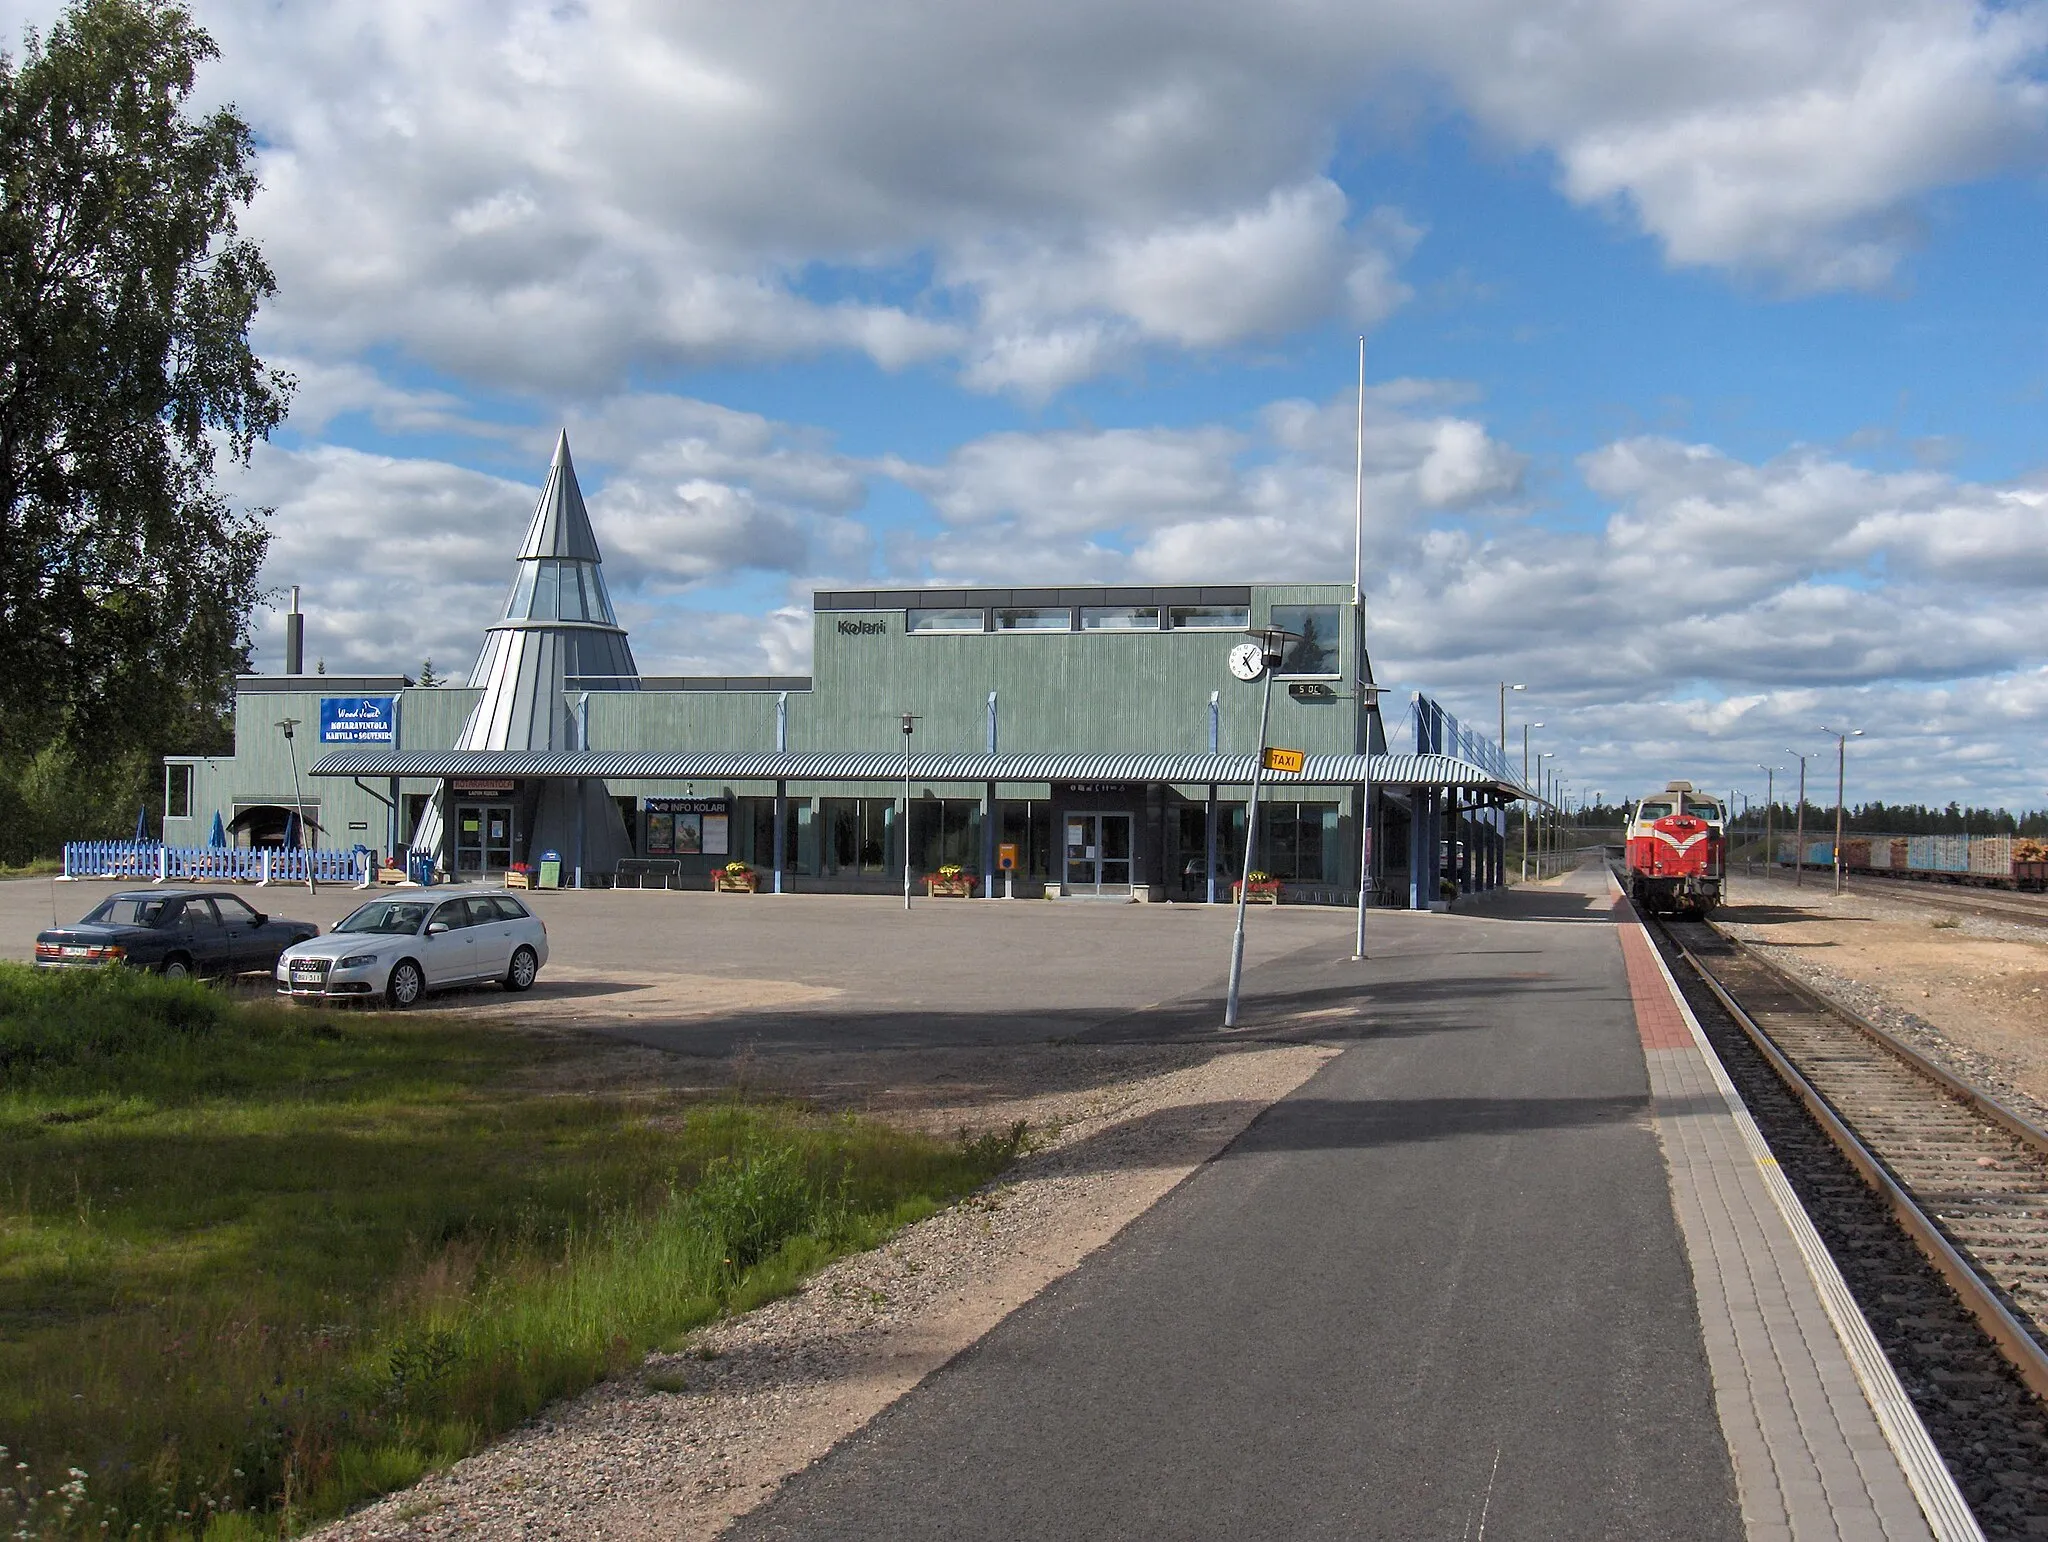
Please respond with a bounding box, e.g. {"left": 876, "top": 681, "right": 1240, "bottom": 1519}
{"left": 1638, "top": 801, "right": 1674, "bottom": 819}
{"left": 1684, "top": 799, "right": 1721, "bottom": 819}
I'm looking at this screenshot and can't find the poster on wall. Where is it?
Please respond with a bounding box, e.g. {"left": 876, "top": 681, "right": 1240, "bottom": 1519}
{"left": 646, "top": 798, "right": 729, "bottom": 858}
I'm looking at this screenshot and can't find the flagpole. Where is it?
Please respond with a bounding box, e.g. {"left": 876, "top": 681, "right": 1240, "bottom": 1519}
{"left": 1352, "top": 336, "right": 1372, "bottom": 958}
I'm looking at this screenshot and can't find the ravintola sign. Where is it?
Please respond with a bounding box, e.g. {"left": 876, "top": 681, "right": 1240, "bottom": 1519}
{"left": 319, "top": 696, "right": 396, "bottom": 744}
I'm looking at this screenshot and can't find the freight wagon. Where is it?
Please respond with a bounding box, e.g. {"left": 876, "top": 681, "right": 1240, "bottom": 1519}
{"left": 1774, "top": 834, "right": 2048, "bottom": 891}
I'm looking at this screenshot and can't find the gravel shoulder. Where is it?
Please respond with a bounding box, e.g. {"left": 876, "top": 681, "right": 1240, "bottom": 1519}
{"left": 1716, "top": 871, "right": 2048, "bottom": 1128}
{"left": 314, "top": 1040, "right": 1336, "bottom": 1541}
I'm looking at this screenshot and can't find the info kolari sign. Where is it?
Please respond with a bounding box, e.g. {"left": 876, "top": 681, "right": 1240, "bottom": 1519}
{"left": 319, "top": 696, "right": 397, "bottom": 745}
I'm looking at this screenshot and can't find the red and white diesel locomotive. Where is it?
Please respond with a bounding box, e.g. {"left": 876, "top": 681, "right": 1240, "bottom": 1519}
{"left": 1624, "top": 781, "right": 1727, "bottom": 915}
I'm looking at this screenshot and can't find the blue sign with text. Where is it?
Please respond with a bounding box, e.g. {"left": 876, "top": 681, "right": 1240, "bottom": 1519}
{"left": 319, "top": 696, "right": 397, "bottom": 744}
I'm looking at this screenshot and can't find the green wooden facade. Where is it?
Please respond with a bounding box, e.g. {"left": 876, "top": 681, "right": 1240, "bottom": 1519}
{"left": 166, "top": 582, "right": 1412, "bottom": 899}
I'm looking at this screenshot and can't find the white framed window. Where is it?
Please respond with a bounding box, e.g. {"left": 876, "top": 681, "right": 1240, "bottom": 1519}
{"left": 994, "top": 606, "right": 1070, "bottom": 632}
{"left": 1080, "top": 605, "right": 1160, "bottom": 631}
{"left": 164, "top": 763, "right": 192, "bottom": 819}
{"left": 908, "top": 607, "right": 985, "bottom": 633}
{"left": 1167, "top": 604, "right": 1249, "bottom": 631}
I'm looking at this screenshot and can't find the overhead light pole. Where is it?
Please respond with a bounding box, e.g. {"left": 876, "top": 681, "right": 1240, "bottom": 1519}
{"left": 1498, "top": 683, "right": 1523, "bottom": 760}
{"left": 1226, "top": 627, "right": 1288, "bottom": 1028}
{"left": 1820, "top": 726, "right": 1864, "bottom": 896}
{"left": 1352, "top": 681, "right": 1384, "bottom": 960}
{"left": 1757, "top": 764, "right": 1778, "bottom": 884}
{"left": 1786, "top": 749, "right": 1809, "bottom": 887}
{"left": 1521, "top": 723, "right": 1543, "bottom": 880}
{"left": 277, "top": 718, "right": 315, "bottom": 894}
{"left": 1535, "top": 751, "right": 1555, "bottom": 878}
{"left": 900, "top": 711, "right": 919, "bottom": 910}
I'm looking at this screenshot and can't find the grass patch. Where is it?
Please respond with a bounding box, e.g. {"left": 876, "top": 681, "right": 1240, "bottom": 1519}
{"left": 0, "top": 963, "right": 1021, "bottom": 1538}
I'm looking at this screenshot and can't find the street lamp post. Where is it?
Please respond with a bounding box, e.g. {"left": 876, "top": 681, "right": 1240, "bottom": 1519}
{"left": 1352, "top": 682, "right": 1384, "bottom": 960}
{"left": 1534, "top": 752, "right": 1554, "bottom": 878}
{"left": 1225, "top": 628, "right": 1287, "bottom": 1028}
{"left": 1757, "top": 764, "right": 1778, "bottom": 885}
{"left": 1820, "top": 726, "right": 1864, "bottom": 896}
{"left": 1498, "top": 683, "right": 1523, "bottom": 760}
{"left": 1520, "top": 723, "right": 1542, "bottom": 881}
{"left": 900, "top": 711, "right": 919, "bottom": 911}
{"left": 1787, "top": 749, "right": 1809, "bottom": 887}
{"left": 277, "top": 718, "right": 315, "bottom": 894}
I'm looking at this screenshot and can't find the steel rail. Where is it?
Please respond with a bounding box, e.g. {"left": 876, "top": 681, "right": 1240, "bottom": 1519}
{"left": 1658, "top": 920, "right": 2048, "bottom": 1405}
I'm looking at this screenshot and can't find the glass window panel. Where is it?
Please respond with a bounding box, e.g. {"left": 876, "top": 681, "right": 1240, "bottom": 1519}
{"left": 165, "top": 763, "right": 192, "bottom": 818}
{"left": 508, "top": 562, "right": 538, "bottom": 618}
{"left": 559, "top": 564, "right": 588, "bottom": 621}
{"left": 994, "top": 606, "right": 1070, "bottom": 631}
{"left": 908, "top": 608, "right": 984, "bottom": 632}
{"left": 532, "top": 561, "right": 561, "bottom": 621}
{"left": 1167, "top": 604, "right": 1249, "bottom": 630}
{"left": 1271, "top": 604, "right": 1341, "bottom": 677}
{"left": 586, "top": 567, "right": 617, "bottom": 625}
{"left": 1079, "top": 605, "right": 1160, "bottom": 631}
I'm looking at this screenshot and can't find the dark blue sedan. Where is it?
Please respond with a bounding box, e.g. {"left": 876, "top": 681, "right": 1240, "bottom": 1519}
{"left": 34, "top": 890, "right": 319, "bottom": 980}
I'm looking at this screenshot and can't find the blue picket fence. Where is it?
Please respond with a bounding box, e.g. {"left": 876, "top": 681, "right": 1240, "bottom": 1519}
{"left": 63, "top": 841, "right": 373, "bottom": 885}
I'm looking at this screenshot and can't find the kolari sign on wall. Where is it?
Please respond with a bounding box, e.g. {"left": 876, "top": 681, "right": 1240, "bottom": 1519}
{"left": 319, "top": 696, "right": 396, "bottom": 744}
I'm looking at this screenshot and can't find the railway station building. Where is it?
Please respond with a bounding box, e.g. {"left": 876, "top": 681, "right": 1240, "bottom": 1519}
{"left": 161, "top": 435, "right": 1532, "bottom": 907}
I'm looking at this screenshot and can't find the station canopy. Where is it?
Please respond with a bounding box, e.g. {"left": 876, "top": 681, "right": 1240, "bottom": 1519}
{"left": 311, "top": 747, "right": 1532, "bottom": 799}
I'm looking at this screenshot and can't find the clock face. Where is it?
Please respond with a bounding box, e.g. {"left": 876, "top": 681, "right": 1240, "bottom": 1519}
{"left": 1227, "top": 641, "right": 1267, "bottom": 682}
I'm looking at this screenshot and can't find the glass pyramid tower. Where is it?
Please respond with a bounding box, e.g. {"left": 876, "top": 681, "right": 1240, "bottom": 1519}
{"left": 460, "top": 431, "right": 638, "bottom": 750}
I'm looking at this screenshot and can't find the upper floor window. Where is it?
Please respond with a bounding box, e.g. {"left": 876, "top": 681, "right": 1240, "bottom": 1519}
{"left": 1167, "top": 604, "right": 1249, "bottom": 631}
{"left": 908, "top": 607, "right": 984, "bottom": 633}
{"left": 994, "top": 606, "right": 1070, "bottom": 632}
{"left": 1271, "top": 604, "right": 1341, "bottom": 677}
{"left": 1080, "top": 606, "right": 1160, "bottom": 631}
{"left": 165, "top": 763, "right": 192, "bottom": 819}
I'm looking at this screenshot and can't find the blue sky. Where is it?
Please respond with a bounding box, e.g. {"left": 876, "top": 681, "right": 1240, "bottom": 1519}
{"left": 10, "top": 0, "right": 2048, "bottom": 811}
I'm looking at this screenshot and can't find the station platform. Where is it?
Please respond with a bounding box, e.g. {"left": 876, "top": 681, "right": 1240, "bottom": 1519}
{"left": 730, "top": 867, "right": 1972, "bottom": 1541}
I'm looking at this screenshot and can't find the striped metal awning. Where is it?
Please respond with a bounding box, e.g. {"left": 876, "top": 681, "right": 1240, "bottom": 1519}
{"left": 312, "top": 747, "right": 1533, "bottom": 798}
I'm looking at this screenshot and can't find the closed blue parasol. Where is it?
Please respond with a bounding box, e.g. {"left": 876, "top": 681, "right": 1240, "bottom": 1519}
{"left": 208, "top": 811, "right": 227, "bottom": 848}
{"left": 134, "top": 806, "right": 148, "bottom": 841}
{"left": 283, "top": 811, "right": 299, "bottom": 849}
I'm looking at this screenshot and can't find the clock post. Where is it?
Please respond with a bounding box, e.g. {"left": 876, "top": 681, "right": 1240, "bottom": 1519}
{"left": 1224, "top": 629, "right": 1288, "bottom": 1029}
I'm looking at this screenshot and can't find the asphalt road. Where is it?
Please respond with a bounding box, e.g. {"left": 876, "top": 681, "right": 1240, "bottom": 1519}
{"left": 728, "top": 869, "right": 1742, "bottom": 1540}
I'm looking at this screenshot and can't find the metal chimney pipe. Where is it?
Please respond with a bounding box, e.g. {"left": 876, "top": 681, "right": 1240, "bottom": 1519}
{"left": 285, "top": 585, "right": 304, "bottom": 675}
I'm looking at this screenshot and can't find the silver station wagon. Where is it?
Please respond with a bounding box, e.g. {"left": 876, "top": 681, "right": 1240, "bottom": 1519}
{"left": 276, "top": 886, "right": 549, "bottom": 1007}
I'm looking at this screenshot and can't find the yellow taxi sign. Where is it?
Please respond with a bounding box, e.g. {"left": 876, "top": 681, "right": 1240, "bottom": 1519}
{"left": 1261, "top": 746, "right": 1306, "bottom": 774}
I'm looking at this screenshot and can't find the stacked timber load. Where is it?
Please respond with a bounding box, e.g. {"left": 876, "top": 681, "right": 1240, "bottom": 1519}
{"left": 1970, "top": 835, "right": 2014, "bottom": 878}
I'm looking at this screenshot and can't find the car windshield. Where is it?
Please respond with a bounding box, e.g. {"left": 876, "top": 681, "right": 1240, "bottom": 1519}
{"left": 334, "top": 900, "right": 432, "bottom": 935}
{"left": 83, "top": 897, "right": 175, "bottom": 928}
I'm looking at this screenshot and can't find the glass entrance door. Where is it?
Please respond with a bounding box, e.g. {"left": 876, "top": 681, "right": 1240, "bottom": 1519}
{"left": 456, "top": 803, "right": 515, "bottom": 873}
{"left": 1063, "top": 813, "right": 1133, "bottom": 895}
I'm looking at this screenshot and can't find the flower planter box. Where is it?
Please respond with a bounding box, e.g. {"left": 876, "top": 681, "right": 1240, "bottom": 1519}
{"left": 1232, "top": 881, "right": 1282, "bottom": 904}
{"left": 502, "top": 869, "right": 532, "bottom": 890}
{"left": 713, "top": 872, "right": 759, "bottom": 894}
{"left": 924, "top": 876, "right": 976, "bottom": 898}
{"left": 376, "top": 866, "right": 409, "bottom": 886}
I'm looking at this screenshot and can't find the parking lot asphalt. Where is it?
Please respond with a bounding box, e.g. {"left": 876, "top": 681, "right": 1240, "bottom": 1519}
{"left": 4, "top": 878, "right": 1409, "bottom": 1049}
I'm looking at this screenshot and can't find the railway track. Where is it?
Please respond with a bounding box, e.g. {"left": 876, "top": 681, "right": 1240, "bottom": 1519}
{"left": 1660, "top": 915, "right": 2048, "bottom": 1396}
{"left": 1744, "top": 866, "right": 2048, "bottom": 931}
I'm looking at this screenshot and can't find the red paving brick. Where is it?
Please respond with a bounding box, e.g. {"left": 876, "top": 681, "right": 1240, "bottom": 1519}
{"left": 1619, "top": 917, "right": 1695, "bottom": 1051}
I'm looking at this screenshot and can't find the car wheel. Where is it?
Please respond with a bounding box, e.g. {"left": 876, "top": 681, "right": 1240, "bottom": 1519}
{"left": 505, "top": 946, "right": 538, "bottom": 993}
{"left": 161, "top": 956, "right": 193, "bottom": 981}
{"left": 386, "top": 959, "right": 424, "bottom": 1009}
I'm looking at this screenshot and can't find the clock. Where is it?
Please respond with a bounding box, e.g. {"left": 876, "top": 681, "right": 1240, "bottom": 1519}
{"left": 1227, "top": 641, "right": 1267, "bottom": 682}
